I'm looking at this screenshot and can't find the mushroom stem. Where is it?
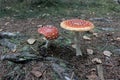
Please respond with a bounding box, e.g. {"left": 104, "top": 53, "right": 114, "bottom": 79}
{"left": 74, "top": 32, "right": 82, "bottom": 56}
{"left": 44, "top": 39, "right": 49, "bottom": 48}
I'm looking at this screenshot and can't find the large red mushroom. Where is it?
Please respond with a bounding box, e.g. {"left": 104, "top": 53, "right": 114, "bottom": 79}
{"left": 38, "top": 25, "right": 59, "bottom": 48}
{"left": 60, "top": 19, "right": 94, "bottom": 56}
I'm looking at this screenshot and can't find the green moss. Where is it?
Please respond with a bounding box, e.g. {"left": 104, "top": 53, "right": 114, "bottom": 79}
{"left": 0, "top": 0, "right": 119, "bottom": 18}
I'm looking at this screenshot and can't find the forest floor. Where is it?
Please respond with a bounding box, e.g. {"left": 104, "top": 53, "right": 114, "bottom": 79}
{"left": 0, "top": 15, "right": 120, "bottom": 80}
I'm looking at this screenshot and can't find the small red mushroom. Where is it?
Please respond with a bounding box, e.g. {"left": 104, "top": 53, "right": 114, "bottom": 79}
{"left": 38, "top": 25, "right": 59, "bottom": 40}
{"left": 38, "top": 25, "right": 59, "bottom": 48}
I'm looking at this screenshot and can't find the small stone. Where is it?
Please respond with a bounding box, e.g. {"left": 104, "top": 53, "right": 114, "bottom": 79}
{"left": 0, "top": 29, "right": 3, "bottom": 32}
{"left": 27, "top": 38, "right": 36, "bottom": 44}
{"left": 112, "top": 49, "right": 120, "bottom": 55}
{"left": 5, "top": 22, "right": 10, "bottom": 25}
{"left": 31, "top": 70, "right": 42, "bottom": 78}
{"left": 93, "top": 33, "right": 98, "bottom": 37}
{"left": 83, "top": 35, "right": 91, "bottom": 40}
{"left": 31, "top": 22, "right": 35, "bottom": 24}
{"left": 116, "top": 37, "right": 120, "bottom": 41}
{"left": 87, "top": 49, "right": 94, "bottom": 55}
{"left": 92, "top": 58, "right": 102, "bottom": 64}
{"left": 12, "top": 48, "right": 17, "bottom": 53}
{"left": 90, "top": 68, "right": 96, "bottom": 72}
{"left": 86, "top": 74, "right": 99, "bottom": 80}
{"left": 37, "top": 25, "right": 43, "bottom": 27}
{"left": 42, "top": 37, "right": 46, "bottom": 40}
{"left": 103, "top": 50, "right": 112, "bottom": 57}
{"left": 71, "top": 43, "right": 76, "bottom": 48}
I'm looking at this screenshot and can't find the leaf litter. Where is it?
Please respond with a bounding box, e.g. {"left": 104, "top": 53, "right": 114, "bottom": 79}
{"left": 0, "top": 17, "right": 120, "bottom": 80}
{"left": 0, "top": 32, "right": 79, "bottom": 80}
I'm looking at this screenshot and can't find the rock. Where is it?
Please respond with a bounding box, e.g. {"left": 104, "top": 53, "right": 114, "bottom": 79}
{"left": 86, "top": 74, "right": 99, "bottom": 80}
{"left": 83, "top": 35, "right": 91, "bottom": 40}
{"left": 93, "top": 33, "right": 98, "bottom": 37}
{"left": 116, "top": 37, "right": 120, "bottom": 41}
{"left": 71, "top": 43, "right": 76, "bottom": 49}
{"left": 31, "top": 70, "right": 42, "bottom": 78}
{"left": 4, "top": 22, "right": 10, "bottom": 25}
{"left": 27, "top": 38, "right": 36, "bottom": 44}
{"left": 112, "top": 49, "right": 120, "bottom": 55}
{"left": 0, "top": 29, "right": 3, "bottom": 32}
{"left": 89, "top": 17, "right": 112, "bottom": 22}
{"left": 87, "top": 49, "right": 94, "bottom": 55}
{"left": 86, "top": 68, "right": 100, "bottom": 80}
{"left": 101, "top": 28, "right": 115, "bottom": 31}
{"left": 103, "top": 50, "right": 112, "bottom": 57}
{"left": 92, "top": 58, "right": 102, "bottom": 64}
{"left": 37, "top": 25, "right": 42, "bottom": 27}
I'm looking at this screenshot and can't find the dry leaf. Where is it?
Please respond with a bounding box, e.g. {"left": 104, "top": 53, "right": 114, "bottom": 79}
{"left": 87, "top": 49, "right": 94, "bottom": 55}
{"left": 103, "top": 50, "right": 112, "bottom": 57}
{"left": 0, "top": 29, "right": 3, "bottom": 32}
{"left": 83, "top": 35, "right": 91, "bottom": 40}
{"left": 90, "top": 68, "right": 96, "bottom": 72}
{"left": 12, "top": 48, "right": 17, "bottom": 53}
{"left": 86, "top": 68, "right": 99, "bottom": 80}
{"left": 31, "top": 22, "right": 35, "bottom": 24}
{"left": 42, "top": 37, "right": 46, "bottom": 40}
{"left": 93, "top": 33, "right": 98, "bottom": 37}
{"left": 31, "top": 70, "right": 42, "bottom": 78}
{"left": 116, "top": 37, "right": 120, "bottom": 41}
{"left": 86, "top": 74, "right": 99, "bottom": 80}
{"left": 27, "top": 38, "right": 36, "bottom": 44}
{"left": 37, "top": 25, "right": 42, "bottom": 27}
{"left": 5, "top": 22, "right": 10, "bottom": 25}
{"left": 71, "top": 43, "right": 76, "bottom": 48}
{"left": 92, "top": 58, "right": 102, "bottom": 64}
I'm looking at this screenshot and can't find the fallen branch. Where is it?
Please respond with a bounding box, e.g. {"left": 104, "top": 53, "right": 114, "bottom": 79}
{"left": 0, "top": 32, "right": 20, "bottom": 39}
{"left": 0, "top": 39, "right": 17, "bottom": 52}
{"left": 1, "top": 52, "right": 43, "bottom": 63}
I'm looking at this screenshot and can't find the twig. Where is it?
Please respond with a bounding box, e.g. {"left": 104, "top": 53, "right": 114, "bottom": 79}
{"left": 96, "top": 64, "right": 105, "bottom": 80}
{"left": 70, "top": 72, "right": 74, "bottom": 80}
{"left": 100, "top": 41, "right": 108, "bottom": 51}
{"left": 30, "top": 46, "right": 39, "bottom": 54}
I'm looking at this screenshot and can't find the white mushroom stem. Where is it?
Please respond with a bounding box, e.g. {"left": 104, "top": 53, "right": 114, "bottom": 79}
{"left": 74, "top": 32, "right": 82, "bottom": 56}
{"left": 43, "top": 38, "right": 50, "bottom": 48}
{"left": 44, "top": 40, "right": 49, "bottom": 48}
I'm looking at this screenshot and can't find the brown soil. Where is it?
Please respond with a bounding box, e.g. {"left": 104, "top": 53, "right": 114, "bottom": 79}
{"left": 0, "top": 16, "right": 120, "bottom": 80}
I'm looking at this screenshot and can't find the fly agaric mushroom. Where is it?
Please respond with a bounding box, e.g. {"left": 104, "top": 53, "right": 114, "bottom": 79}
{"left": 60, "top": 19, "right": 94, "bottom": 56}
{"left": 38, "top": 25, "right": 59, "bottom": 48}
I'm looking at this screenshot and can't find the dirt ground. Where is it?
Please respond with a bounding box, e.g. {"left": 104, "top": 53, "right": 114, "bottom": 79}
{"left": 0, "top": 16, "right": 120, "bottom": 80}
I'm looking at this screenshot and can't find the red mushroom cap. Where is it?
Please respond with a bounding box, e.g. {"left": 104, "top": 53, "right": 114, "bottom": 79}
{"left": 60, "top": 19, "right": 94, "bottom": 31}
{"left": 38, "top": 25, "right": 59, "bottom": 40}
